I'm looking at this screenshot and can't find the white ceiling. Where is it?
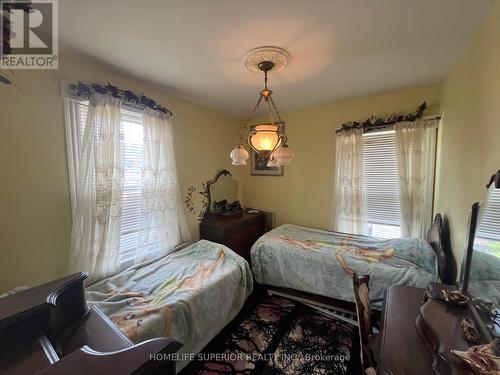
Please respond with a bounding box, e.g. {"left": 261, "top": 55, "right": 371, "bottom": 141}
{"left": 59, "top": 0, "right": 494, "bottom": 118}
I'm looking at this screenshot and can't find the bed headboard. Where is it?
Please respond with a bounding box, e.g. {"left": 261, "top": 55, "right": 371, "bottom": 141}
{"left": 426, "top": 213, "right": 456, "bottom": 285}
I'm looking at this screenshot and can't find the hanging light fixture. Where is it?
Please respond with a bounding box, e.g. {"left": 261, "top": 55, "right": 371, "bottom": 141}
{"left": 230, "top": 47, "right": 294, "bottom": 167}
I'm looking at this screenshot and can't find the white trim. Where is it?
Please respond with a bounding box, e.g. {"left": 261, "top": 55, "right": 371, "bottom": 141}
{"left": 62, "top": 97, "right": 81, "bottom": 217}
{"left": 422, "top": 126, "right": 438, "bottom": 235}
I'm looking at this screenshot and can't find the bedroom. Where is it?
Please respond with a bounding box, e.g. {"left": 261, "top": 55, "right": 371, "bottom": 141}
{"left": 0, "top": 0, "right": 499, "bottom": 374}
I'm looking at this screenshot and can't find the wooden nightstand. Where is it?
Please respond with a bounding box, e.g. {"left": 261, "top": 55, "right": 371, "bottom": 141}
{"left": 199, "top": 211, "right": 265, "bottom": 260}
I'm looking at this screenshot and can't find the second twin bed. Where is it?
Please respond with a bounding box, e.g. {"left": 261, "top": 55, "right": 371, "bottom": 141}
{"left": 251, "top": 222, "right": 450, "bottom": 306}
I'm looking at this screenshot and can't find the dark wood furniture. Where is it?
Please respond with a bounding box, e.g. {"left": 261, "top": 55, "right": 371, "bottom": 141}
{"left": 379, "top": 283, "right": 492, "bottom": 375}
{"left": 0, "top": 273, "right": 181, "bottom": 374}
{"left": 379, "top": 285, "right": 433, "bottom": 375}
{"left": 352, "top": 275, "right": 377, "bottom": 373}
{"left": 200, "top": 211, "right": 265, "bottom": 260}
{"left": 460, "top": 170, "right": 500, "bottom": 293}
{"left": 427, "top": 213, "right": 456, "bottom": 285}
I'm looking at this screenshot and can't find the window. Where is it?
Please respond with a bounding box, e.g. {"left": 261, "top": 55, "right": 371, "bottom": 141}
{"left": 362, "top": 130, "right": 401, "bottom": 239}
{"left": 75, "top": 101, "right": 161, "bottom": 265}
{"left": 474, "top": 187, "right": 500, "bottom": 257}
{"left": 334, "top": 119, "right": 437, "bottom": 239}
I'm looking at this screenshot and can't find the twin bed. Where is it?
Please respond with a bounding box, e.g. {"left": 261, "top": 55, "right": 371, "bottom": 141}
{"left": 251, "top": 215, "right": 454, "bottom": 306}
{"left": 86, "top": 215, "right": 454, "bottom": 370}
{"left": 86, "top": 240, "right": 253, "bottom": 371}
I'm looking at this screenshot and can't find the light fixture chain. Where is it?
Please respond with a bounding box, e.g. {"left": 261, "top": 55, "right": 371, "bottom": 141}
{"left": 244, "top": 95, "right": 263, "bottom": 126}
{"left": 268, "top": 96, "right": 283, "bottom": 124}
{"left": 266, "top": 98, "right": 276, "bottom": 126}
{"left": 267, "top": 97, "right": 280, "bottom": 125}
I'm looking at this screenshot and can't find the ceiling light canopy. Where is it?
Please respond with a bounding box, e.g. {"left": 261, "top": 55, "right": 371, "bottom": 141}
{"left": 230, "top": 47, "right": 294, "bottom": 168}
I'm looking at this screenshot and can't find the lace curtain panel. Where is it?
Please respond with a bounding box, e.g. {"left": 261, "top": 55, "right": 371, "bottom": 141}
{"left": 63, "top": 89, "right": 191, "bottom": 283}
{"left": 332, "top": 128, "right": 366, "bottom": 234}
{"left": 135, "top": 108, "right": 191, "bottom": 264}
{"left": 68, "top": 94, "right": 124, "bottom": 283}
{"left": 394, "top": 119, "right": 437, "bottom": 238}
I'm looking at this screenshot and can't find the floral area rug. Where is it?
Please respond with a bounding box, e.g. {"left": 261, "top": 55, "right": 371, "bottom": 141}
{"left": 187, "top": 295, "right": 360, "bottom": 375}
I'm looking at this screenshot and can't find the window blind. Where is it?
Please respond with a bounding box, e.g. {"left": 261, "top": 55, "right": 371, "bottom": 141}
{"left": 476, "top": 187, "right": 500, "bottom": 242}
{"left": 76, "top": 101, "right": 160, "bottom": 264}
{"left": 362, "top": 130, "right": 401, "bottom": 236}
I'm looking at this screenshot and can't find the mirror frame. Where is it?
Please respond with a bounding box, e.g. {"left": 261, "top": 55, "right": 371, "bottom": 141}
{"left": 203, "top": 169, "right": 238, "bottom": 218}
{"left": 460, "top": 202, "right": 480, "bottom": 293}
{"left": 460, "top": 170, "right": 500, "bottom": 293}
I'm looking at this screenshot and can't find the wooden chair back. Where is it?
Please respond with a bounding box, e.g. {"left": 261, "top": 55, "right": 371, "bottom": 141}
{"left": 353, "top": 274, "right": 376, "bottom": 373}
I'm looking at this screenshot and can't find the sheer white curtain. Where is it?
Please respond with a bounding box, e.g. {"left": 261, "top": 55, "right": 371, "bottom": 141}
{"left": 63, "top": 82, "right": 192, "bottom": 282}
{"left": 135, "top": 108, "right": 191, "bottom": 263}
{"left": 332, "top": 128, "right": 366, "bottom": 234}
{"left": 395, "top": 119, "right": 437, "bottom": 238}
{"left": 68, "top": 94, "right": 124, "bottom": 283}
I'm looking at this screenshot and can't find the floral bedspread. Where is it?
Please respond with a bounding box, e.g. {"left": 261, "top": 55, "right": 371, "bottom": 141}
{"left": 251, "top": 224, "right": 438, "bottom": 305}
{"left": 86, "top": 240, "right": 253, "bottom": 371}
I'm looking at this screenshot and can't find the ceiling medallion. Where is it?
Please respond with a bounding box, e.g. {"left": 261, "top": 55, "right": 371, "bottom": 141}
{"left": 244, "top": 46, "right": 290, "bottom": 74}
{"left": 230, "top": 47, "right": 294, "bottom": 167}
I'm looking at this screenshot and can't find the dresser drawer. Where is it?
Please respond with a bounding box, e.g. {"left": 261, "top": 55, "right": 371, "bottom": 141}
{"left": 200, "top": 212, "right": 265, "bottom": 260}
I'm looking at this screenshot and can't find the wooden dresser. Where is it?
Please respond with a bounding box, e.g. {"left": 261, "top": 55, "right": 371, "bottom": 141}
{"left": 200, "top": 211, "right": 265, "bottom": 260}
{"left": 379, "top": 284, "right": 494, "bottom": 375}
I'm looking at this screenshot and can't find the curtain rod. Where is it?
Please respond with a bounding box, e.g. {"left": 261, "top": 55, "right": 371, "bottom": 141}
{"left": 335, "top": 102, "right": 439, "bottom": 134}
{"left": 363, "top": 115, "right": 441, "bottom": 134}
{"left": 69, "top": 82, "right": 173, "bottom": 117}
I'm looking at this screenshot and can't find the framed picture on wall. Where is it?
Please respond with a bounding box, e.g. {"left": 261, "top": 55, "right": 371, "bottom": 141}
{"left": 250, "top": 152, "right": 284, "bottom": 176}
{"left": 250, "top": 124, "right": 285, "bottom": 176}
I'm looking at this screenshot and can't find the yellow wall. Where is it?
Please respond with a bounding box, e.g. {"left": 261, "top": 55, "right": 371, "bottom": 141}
{"left": 0, "top": 53, "right": 241, "bottom": 291}
{"left": 1, "top": 2, "right": 498, "bottom": 291}
{"left": 242, "top": 84, "right": 441, "bottom": 230}
{"left": 434, "top": 2, "right": 500, "bottom": 266}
